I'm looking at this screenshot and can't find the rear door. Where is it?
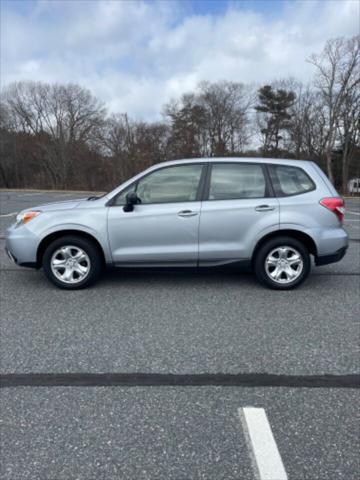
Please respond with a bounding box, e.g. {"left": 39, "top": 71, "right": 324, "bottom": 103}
{"left": 199, "top": 162, "right": 279, "bottom": 264}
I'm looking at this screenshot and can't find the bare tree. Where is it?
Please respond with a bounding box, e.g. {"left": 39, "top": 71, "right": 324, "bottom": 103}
{"left": 282, "top": 82, "right": 328, "bottom": 161}
{"left": 129, "top": 120, "right": 169, "bottom": 175}
{"left": 164, "top": 82, "right": 253, "bottom": 158}
{"left": 198, "top": 81, "right": 254, "bottom": 156}
{"left": 308, "top": 36, "right": 360, "bottom": 184}
{"left": 2, "top": 81, "right": 106, "bottom": 188}
{"left": 100, "top": 113, "right": 135, "bottom": 182}
{"left": 337, "top": 87, "right": 360, "bottom": 193}
{"left": 100, "top": 113, "right": 169, "bottom": 185}
{"left": 0, "top": 101, "right": 14, "bottom": 187}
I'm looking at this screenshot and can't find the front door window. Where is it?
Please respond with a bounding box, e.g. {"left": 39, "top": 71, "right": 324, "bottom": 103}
{"left": 136, "top": 164, "right": 203, "bottom": 204}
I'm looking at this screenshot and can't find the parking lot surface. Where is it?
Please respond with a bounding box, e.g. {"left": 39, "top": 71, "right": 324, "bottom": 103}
{"left": 1, "top": 191, "right": 359, "bottom": 480}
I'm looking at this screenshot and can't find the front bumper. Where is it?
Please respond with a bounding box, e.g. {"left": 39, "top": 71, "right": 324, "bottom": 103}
{"left": 315, "top": 246, "right": 348, "bottom": 266}
{"left": 5, "top": 224, "right": 39, "bottom": 268}
{"left": 5, "top": 247, "right": 17, "bottom": 263}
{"left": 5, "top": 245, "right": 37, "bottom": 268}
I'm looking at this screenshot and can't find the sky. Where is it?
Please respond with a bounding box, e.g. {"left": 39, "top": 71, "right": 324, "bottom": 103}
{"left": 1, "top": 0, "right": 359, "bottom": 120}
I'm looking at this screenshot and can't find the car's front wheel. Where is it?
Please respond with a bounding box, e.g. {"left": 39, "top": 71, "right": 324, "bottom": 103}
{"left": 254, "top": 236, "right": 311, "bottom": 289}
{"left": 42, "top": 235, "right": 103, "bottom": 289}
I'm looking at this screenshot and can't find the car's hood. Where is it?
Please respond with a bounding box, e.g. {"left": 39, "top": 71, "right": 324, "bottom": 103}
{"left": 23, "top": 198, "right": 87, "bottom": 213}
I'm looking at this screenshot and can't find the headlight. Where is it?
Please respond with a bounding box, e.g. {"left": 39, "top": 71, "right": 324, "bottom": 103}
{"left": 15, "top": 210, "right": 41, "bottom": 226}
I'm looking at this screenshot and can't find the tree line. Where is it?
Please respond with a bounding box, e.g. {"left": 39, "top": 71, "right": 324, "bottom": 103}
{"left": 0, "top": 36, "right": 359, "bottom": 193}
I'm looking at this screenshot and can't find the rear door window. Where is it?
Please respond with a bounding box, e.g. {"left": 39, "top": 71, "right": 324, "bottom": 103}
{"left": 268, "top": 165, "right": 315, "bottom": 196}
{"left": 208, "top": 163, "right": 267, "bottom": 200}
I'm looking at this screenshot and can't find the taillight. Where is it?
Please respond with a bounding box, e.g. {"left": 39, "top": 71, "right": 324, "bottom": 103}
{"left": 320, "top": 197, "right": 345, "bottom": 223}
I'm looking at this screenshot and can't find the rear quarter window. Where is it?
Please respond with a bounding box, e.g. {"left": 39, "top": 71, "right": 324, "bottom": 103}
{"left": 269, "top": 165, "right": 316, "bottom": 197}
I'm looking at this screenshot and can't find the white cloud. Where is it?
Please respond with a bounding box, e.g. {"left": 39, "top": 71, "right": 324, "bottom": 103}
{"left": 1, "top": 0, "right": 359, "bottom": 120}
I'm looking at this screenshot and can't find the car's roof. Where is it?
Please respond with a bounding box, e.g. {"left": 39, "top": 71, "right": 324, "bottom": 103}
{"left": 149, "top": 157, "right": 314, "bottom": 170}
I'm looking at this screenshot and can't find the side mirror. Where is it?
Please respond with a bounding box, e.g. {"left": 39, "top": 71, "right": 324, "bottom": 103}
{"left": 123, "top": 191, "right": 140, "bottom": 212}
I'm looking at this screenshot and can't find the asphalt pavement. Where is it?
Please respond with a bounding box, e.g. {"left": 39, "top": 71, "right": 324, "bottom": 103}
{"left": 0, "top": 190, "right": 359, "bottom": 480}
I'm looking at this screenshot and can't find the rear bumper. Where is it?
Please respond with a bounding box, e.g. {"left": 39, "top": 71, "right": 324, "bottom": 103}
{"left": 315, "top": 246, "right": 348, "bottom": 266}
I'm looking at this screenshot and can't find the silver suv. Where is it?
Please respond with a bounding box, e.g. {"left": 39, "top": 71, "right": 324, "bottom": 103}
{"left": 5, "top": 158, "right": 348, "bottom": 290}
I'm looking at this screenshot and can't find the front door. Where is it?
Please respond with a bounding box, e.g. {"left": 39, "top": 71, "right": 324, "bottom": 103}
{"left": 107, "top": 163, "right": 205, "bottom": 266}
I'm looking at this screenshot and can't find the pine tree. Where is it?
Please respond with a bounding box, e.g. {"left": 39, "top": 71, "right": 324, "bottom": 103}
{"left": 255, "top": 85, "right": 296, "bottom": 156}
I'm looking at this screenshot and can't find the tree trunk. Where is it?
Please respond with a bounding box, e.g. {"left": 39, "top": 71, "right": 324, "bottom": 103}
{"left": 0, "top": 162, "right": 9, "bottom": 188}
{"left": 325, "top": 148, "right": 334, "bottom": 184}
{"left": 341, "top": 138, "right": 350, "bottom": 195}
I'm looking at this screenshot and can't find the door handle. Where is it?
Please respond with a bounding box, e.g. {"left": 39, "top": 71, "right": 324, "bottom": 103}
{"left": 178, "top": 210, "right": 198, "bottom": 217}
{"left": 255, "top": 205, "right": 275, "bottom": 212}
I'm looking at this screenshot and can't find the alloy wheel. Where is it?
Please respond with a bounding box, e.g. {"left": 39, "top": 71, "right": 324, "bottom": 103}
{"left": 50, "top": 245, "right": 91, "bottom": 284}
{"left": 265, "top": 246, "right": 304, "bottom": 284}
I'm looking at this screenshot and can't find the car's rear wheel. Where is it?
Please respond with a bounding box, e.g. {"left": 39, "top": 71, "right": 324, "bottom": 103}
{"left": 254, "top": 236, "right": 310, "bottom": 289}
{"left": 42, "top": 236, "right": 102, "bottom": 289}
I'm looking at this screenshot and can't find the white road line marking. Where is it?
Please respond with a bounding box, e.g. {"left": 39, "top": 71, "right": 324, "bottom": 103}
{"left": 239, "top": 407, "right": 288, "bottom": 480}
{"left": 20, "top": 193, "right": 44, "bottom": 196}
{"left": 0, "top": 212, "right": 17, "bottom": 217}
{"left": 347, "top": 211, "right": 360, "bottom": 216}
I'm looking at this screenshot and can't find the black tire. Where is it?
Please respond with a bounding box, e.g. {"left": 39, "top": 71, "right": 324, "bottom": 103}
{"left": 254, "top": 236, "right": 311, "bottom": 290}
{"left": 42, "top": 235, "right": 103, "bottom": 289}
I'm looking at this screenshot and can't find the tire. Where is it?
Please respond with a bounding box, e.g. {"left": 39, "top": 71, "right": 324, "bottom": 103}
{"left": 254, "top": 236, "right": 311, "bottom": 290}
{"left": 42, "top": 235, "right": 103, "bottom": 289}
